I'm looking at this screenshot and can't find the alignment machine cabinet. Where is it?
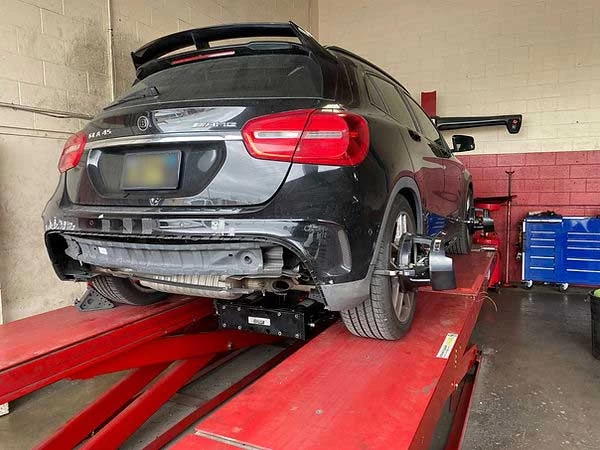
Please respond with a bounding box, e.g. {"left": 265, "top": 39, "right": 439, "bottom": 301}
{"left": 522, "top": 215, "right": 600, "bottom": 289}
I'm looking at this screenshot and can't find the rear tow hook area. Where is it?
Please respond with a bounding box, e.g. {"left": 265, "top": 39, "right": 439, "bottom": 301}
{"left": 374, "top": 233, "right": 457, "bottom": 291}
{"left": 75, "top": 287, "right": 115, "bottom": 311}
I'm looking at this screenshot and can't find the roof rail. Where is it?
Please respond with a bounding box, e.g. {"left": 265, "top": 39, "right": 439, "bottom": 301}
{"left": 131, "top": 21, "right": 329, "bottom": 69}
{"left": 325, "top": 46, "right": 411, "bottom": 95}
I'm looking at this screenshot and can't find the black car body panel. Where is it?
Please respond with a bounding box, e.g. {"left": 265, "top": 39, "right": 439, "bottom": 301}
{"left": 43, "top": 22, "right": 472, "bottom": 311}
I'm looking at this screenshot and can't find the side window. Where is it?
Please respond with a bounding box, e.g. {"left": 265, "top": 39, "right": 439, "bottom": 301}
{"left": 367, "top": 75, "right": 415, "bottom": 129}
{"left": 404, "top": 95, "right": 448, "bottom": 149}
{"left": 365, "top": 76, "right": 387, "bottom": 112}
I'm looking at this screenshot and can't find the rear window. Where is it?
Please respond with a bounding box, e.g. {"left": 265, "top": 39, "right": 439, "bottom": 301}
{"left": 122, "top": 54, "right": 323, "bottom": 102}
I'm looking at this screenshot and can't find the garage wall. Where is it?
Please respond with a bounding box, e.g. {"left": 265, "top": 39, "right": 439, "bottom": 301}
{"left": 319, "top": 0, "right": 600, "bottom": 282}
{"left": 319, "top": 0, "right": 600, "bottom": 155}
{"left": 460, "top": 150, "right": 600, "bottom": 282}
{"left": 0, "top": 0, "right": 104, "bottom": 322}
{"left": 0, "top": 0, "right": 317, "bottom": 321}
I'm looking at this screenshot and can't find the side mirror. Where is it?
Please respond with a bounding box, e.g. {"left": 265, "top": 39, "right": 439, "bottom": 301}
{"left": 452, "top": 135, "right": 475, "bottom": 153}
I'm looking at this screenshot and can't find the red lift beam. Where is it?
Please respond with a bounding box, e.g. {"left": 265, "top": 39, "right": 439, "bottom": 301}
{"left": 0, "top": 296, "right": 284, "bottom": 449}
{"left": 173, "top": 251, "right": 494, "bottom": 450}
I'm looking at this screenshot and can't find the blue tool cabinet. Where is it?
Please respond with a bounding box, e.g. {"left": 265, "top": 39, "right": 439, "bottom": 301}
{"left": 523, "top": 216, "right": 600, "bottom": 287}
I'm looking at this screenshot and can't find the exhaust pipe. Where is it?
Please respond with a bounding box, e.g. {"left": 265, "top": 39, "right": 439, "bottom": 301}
{"left": 271, "top": 279, "right": 292, "bottom": 293}
{"left": 244, "top": 278, "right": 293, "bottom": 293}
{"left": 138, "top": 274, "right": 311, "bottom": 298}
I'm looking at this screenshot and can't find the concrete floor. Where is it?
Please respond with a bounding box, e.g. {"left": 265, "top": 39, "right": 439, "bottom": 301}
{"left": 1, "top": 287, "right": 599, "bottom": 449}
{"left": 0, "top": 371, "right": 123, "bottom": 450}
{"left": 463, "top": 286, "right": 600, "bottom": 449}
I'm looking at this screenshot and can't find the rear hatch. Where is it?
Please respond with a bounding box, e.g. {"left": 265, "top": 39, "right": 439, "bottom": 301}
{"left": 66, "top": 50, "right": 330, "bottom": 209}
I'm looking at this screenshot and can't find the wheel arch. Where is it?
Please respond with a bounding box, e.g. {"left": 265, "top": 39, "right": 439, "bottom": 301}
{"left": 370, "top": 177, "right": 424, "bottom": 271}
{"left": 398, "top": 187, "right": 422, "bottom": 234}
{"left": 319, "top": 177, "right": 424, "bottom": 312}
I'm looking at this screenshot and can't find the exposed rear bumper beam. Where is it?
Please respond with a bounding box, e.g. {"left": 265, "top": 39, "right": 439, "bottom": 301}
{"left": 64, "top": 236, "right": 283, "bottom": 277}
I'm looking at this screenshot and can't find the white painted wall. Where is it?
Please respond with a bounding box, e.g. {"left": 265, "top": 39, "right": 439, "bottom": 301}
{"left": 319, "top": 0, "right": 600, "bottom": 155}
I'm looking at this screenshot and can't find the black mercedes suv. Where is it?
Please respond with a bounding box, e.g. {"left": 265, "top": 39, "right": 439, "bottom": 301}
{"left": 43, "top": 22, "right": 475, "bottom": 340}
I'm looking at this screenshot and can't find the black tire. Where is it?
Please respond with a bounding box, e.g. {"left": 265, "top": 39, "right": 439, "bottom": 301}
{"left": 447, "top": 189, "right": 474, "bottom": 255}
{"left": 341, "top": 196, "right": 417, "bottom": 340}
{"left": 93, "top": 275, "right": 167, "bottom": 306}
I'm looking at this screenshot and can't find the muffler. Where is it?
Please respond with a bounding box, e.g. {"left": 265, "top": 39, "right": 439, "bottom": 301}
{"left": 138, "top": 274, "right": 306, "bottom": 299}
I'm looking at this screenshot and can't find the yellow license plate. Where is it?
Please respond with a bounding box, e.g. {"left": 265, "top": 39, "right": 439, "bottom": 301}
{"left": 121, "top": 151, "right": 181, "bottom": 190}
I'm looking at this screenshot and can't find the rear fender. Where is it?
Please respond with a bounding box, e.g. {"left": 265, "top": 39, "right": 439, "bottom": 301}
{"left": 321, "top": 177, "right": 423, "bottom": 311}
{"left": 367, "top": 176, "right": 423, "bottom": 275}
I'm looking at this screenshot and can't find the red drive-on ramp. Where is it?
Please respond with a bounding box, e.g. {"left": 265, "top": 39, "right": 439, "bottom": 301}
{"left": 173, "top": 251, "right": 494, "bottom": 450}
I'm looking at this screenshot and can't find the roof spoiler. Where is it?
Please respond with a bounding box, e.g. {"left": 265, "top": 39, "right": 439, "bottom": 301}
{"left": 434, "top": 114, "right": 523, "bottom": 134}
{"left": 131, "top": 21, "right": 327, "bottom": 69}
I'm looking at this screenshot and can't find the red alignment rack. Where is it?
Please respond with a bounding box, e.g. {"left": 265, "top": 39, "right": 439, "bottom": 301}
{"left": 172, "top": 251, "right": 494, "bottom": 450}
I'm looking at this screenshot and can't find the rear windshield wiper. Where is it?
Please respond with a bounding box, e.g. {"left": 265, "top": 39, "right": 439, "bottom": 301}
{"left": 105, "top": 86, "right": 160, "bottom": 109}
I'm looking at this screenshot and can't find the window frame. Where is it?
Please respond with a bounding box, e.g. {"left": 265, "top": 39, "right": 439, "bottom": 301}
{"left": 400, "top": 91, "right": 452, "bottom": 157}
{"left": 364, "top": 73, "right": 389, "bottom": 114}
{"left": 330, "top": 52, "right": 357, "bottom": 107}
{"left": 364, "top": 72, "right": 418, "bottom": 130}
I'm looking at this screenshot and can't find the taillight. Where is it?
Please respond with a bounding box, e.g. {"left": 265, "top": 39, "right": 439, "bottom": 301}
{"left": 242, "top": 109, "right": 370, "bottom": 166}
{"left": 296, "top": 111, "right": 370, "bottom": 166}
{"left": 58, "top": 131, "right": 87, "bottom": 173}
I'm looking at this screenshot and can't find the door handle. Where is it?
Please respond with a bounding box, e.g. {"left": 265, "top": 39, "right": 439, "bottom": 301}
{"left": 408, "top": 130, "right": 421, "bottom": 142}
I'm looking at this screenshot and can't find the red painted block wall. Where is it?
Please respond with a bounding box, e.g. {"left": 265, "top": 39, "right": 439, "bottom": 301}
{"left": 457, "top": 150, "right": 600, "bottom": 283}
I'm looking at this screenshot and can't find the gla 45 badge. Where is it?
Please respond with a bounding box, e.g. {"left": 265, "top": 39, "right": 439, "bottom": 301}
{"left": 88, "top": 129, "right": 112, "bottom": 139}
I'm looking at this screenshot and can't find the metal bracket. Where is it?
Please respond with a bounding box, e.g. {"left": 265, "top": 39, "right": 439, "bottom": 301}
{"left": 454, "top": 208, "right": 495, "bottom": 233}
{"left": 374, "top": 233, "right": 456, "bottom": 291}
{"left": 429, "top": 238, "right": 456, "bottom": 291}
{"left": 75, "top": 288, "right": 115, "bottom": 311}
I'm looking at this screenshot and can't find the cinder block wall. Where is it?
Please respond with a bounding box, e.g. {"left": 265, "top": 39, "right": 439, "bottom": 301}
{"left": 320, "top": 0, "right": 600, "bottom": 282}
{"left": 0, "top": 0, "right": 104, "bottom": 321}
{"left": 319, "top": 0, "right": 600, "bottom": 154}
{"left": 0, "top": 0, "right": 318, "bottom": 321}
{"left": 460, "top": 150, "right": 600, "bottom": 282}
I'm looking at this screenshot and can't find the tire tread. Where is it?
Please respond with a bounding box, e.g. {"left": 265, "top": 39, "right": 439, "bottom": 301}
{"left": 340, "top": 196, "right": 417, "bottom": 340}
{"left": 93, "top": 276, "right": 166, "bottom": 306}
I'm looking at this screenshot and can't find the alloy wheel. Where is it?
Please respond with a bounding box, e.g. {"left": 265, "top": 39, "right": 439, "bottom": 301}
{"left": 389, "top": 211, "right": 415, "bottom": 323}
